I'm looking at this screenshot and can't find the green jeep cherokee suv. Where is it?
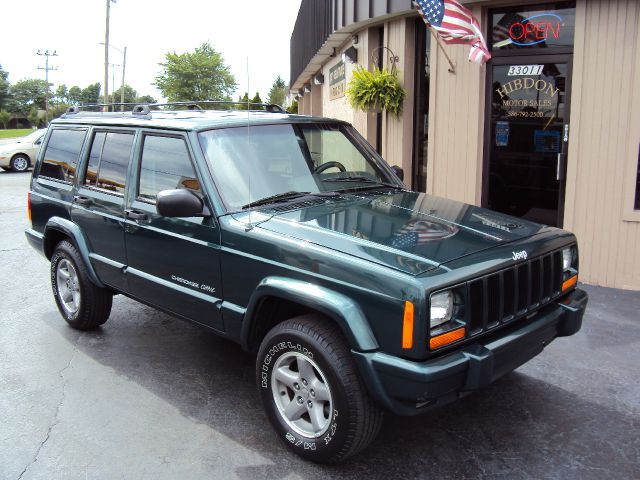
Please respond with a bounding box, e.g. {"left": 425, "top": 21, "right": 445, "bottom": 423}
{"left": 25, "top": 103, "right": 588, "bottom": 463}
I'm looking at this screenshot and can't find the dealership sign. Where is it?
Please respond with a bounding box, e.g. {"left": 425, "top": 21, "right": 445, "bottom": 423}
{"left": 329, "top": 61, "right": 346, "bottom": 100}
{"left": 508, "top": 13, "right": 563, "bottom": 46}
{"left": 492, "top": 7, "right": 574, "bottom": 50}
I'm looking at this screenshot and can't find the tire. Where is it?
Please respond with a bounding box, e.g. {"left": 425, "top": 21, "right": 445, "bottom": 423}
{"left": 10, "top": 154, "right": 30, "bottom": 172}
{"left": 50, "top": 240, "right": 112, "bottom": 330}
{"left": 257, "top": 314, "right": 383, "bottom": 463}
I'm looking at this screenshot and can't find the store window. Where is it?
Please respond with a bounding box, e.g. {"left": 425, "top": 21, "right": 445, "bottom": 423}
{"left": 412, "top": 19, "right": 431, "bottom": 192}
{"left": 490, "top": 2, "right": 576, "bottom": 52}
{"left": 635, "top": 146, "right": 640, "bottom": 210}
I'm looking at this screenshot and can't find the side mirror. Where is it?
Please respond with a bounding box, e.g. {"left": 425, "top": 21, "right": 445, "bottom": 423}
{"left": 156, "top": 189, "right": 209, "bottom": 217}
{"left": 390, "top": 165, "right": 404, "bottom": 182}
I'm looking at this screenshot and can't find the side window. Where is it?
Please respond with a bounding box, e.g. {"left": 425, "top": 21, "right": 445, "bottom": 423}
{"left": 635, "top": 145, "right": 640, "bottom": 210}
{"left": 83, "top": 131, "right": 134, "bottom": 195}
{"left": 138, "top": 135, "right": 201, "bottom": 202}
{"left": 40, "top": 129, "right": 86, "bottom": 182}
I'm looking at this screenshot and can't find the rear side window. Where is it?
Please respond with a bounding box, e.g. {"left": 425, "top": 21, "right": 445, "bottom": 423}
{"left": 40, "top": 129, "right": 86, "bottom": 182}
{"left": 137, "top": 135, "right": 201, "bottom": 202}
{"left": 84, "top": 131, "right": 134, "bottom": 195}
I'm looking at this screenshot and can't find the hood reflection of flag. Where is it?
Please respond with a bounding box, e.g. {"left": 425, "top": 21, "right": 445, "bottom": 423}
{"left": 390, "top": 219, "right": 458, "bottom": 249}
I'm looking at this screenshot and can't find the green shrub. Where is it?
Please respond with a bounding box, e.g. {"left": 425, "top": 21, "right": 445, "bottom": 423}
{"left": 346, "top": 66, "right": 406, "bottom": 117}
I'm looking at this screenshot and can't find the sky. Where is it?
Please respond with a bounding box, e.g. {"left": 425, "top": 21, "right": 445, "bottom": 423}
{"left": 1, "top": 0, "right": 302, "bottom": 103}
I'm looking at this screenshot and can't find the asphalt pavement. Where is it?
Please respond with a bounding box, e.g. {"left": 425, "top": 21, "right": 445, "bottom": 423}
{"left": 1, "top": 170, "right": 639, "bottom": 480}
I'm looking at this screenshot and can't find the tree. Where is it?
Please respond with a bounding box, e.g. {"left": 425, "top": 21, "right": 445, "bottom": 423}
{"left": 251, "top": 92, "right": 263, "bottom": 105}
{"left": 27, "top": 107, "right": 41, "bottom": 128}
{"left": 286, "top": 100, "right": 298, "bottom": 114}
{"left": 54, "top": 84, "right": 68, "bottom": 105}
{"left": 267, "top": 76, "right": 287, "bottom": 106}
{"left": 112, "top": 84, "right": 138, "bottom": 104}
{"left": 11, "top": 78, "right": 49, "bottom": 114}
{"left": 68, "top": 86, "right": 82, "bottom": 105}
{"left": 0, "top": 109, "right": 10, "bottom": 129}
{"left": 237, "top": 92, "right": 250, "bottom": 110}
{"left": 80, "top": 83, "right": 101, "bottom": 105}
{"left": 154, "top": 42, "right": 236, "bottom": 102}
{"left": 0, "top": 65, "right": 10, "bottom": 111}
{"left": 136, "top": 94, "right": 156, "bottom": 104}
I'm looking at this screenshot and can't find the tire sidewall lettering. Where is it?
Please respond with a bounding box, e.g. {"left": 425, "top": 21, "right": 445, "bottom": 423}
{"left": 259, "top": 334, "right": 345, "bottom": 456}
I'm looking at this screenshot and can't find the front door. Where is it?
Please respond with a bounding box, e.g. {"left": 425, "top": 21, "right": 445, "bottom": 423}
{"left": 486, "top": 57, "right": 572, "bottom": 227}
{"left": 484, "top": 2, "right": 576, "bottom": 227}
{"left": 124, "top": 132, "right": 223, "bottom": 331}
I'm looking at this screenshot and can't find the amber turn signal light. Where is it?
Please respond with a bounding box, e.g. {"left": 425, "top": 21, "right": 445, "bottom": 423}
{"left": 430, "top": 327, "right": 465, "bottom": 350}
{"left": 27, "top": 192, "right": 32, "bottom": 222}
{"left": 562, "top": 274, "right": 578, "bottom": 292}
{"left": 402, "top": 301, "right": 414, "bottom": 349}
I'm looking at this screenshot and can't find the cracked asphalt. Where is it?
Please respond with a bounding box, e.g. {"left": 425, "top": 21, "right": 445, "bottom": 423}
{"left": 1, "top": 170, "right": 639, "bottom": 479}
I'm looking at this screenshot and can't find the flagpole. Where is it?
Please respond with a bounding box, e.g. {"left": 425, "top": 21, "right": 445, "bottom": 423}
{"left": 428, "top": 27, "right": 456, "bottom": 74}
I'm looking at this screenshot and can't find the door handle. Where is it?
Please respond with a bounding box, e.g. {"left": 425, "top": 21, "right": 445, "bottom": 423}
{"left": 74, "top": 195, "right": 92, "bottom": 207}
{"left": 556, "top": 153, "right": 566, "bottom": 181}
{"left": 125, "top": 210, "right": 148, "bottom": 222}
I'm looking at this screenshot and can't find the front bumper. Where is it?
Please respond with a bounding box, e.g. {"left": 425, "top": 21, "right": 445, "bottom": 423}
{"left": 353, "top": 288, "right": 588, "bottom": 415}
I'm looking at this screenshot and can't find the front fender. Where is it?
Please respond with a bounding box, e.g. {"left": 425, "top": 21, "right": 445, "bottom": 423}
{"left": 241, "top": 276, "right": 379, "bottom": 352}
{"left": 44, "top": 217, "right": 105, "bottom": 288}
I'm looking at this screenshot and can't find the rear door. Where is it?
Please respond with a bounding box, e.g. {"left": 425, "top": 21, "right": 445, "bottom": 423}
{"left": 71, "top": 128, "right": 136, "bottom": 292}
{"left": 124, "top": 131, "right": 223, "bottom": 331}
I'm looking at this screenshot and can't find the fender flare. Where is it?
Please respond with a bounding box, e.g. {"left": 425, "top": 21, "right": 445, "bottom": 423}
{"left": 241, "top": 276, "right": 379, "bottom": 352}
{"left": 44, "top": 217, "right": 105, "bottom": 288}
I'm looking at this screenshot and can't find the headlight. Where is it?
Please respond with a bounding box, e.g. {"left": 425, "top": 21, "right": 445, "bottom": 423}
{"left": 562, "top": 248, "right": 573, "bottom": 271}
{"left": 562, "top": 246, "right": 577, "bottom": 272}
{"left": 430, "top": 290, "right": 453, "bottom": 328}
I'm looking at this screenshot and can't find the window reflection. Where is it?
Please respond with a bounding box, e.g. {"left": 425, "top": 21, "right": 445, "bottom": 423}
{"left": 138, "top": 136, "right": 201, "bottom": 202}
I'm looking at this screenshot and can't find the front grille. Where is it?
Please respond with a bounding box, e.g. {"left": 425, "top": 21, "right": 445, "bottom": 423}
{"left": 465, "top": 251, "right": 563, "bottom": 335}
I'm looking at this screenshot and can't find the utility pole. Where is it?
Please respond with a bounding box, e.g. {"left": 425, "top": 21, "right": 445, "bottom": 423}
{"left": 121, "top": 46, "right": 127, "bottom": 111}
{"left": 37, "top": 49, "right": 58, "bottom": 126}
{"left": 102, "top": 42, "right": 127, "bottom": 111}
{"left": 104, "top": 0, "right": 111, "bottom": 111}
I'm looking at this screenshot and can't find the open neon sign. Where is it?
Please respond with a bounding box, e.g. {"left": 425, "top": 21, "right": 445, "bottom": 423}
{"left": 508, "top": 13, "right": 562, "bottom": 46}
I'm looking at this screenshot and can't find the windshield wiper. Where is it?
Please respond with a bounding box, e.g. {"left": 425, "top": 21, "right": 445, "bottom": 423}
{"left": 242, "top": 191, "right": 311, "bottom": 209}
{"left": 321, "top": 176, "right": 399, "bottom": 188}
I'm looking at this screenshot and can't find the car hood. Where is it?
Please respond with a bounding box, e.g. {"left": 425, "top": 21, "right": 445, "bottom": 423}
{"left": 232, "top": 190, "right": 551, "bottom": 275}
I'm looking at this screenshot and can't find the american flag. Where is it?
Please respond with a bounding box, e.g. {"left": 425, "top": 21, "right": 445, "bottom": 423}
{"left": 414, "top": 0, "right": 491, "bottom": 64}
{"left": 390, "top": 219, "right": 458, "bottom": 249}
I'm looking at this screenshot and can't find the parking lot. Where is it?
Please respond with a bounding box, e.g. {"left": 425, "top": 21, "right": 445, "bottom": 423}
{"left": 1, "top": 170, "right": 639, "bottom": 480}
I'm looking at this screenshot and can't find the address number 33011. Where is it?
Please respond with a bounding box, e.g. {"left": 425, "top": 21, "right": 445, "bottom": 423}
{"left": 508, "top": 65, "right": 544, "bottom": 76}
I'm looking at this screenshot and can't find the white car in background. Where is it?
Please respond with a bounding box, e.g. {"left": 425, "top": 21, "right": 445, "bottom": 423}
{"left": 0, "top": 129, "right": 47, "bottom": 172}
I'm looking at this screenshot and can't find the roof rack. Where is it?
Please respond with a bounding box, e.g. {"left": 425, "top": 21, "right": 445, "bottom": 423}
{"left": 62, "top": 100, "right": 286, "bottom": 118}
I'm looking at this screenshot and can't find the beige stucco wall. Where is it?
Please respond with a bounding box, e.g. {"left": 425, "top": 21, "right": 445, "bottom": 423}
{"left": 425, "top": 6, "right": 485, "bottom": 206}
{"left": 380, "top": 18, "right": 416, "bottom": 175}
{"left": 319, "top": 31, "right": 374, "bottom": 138}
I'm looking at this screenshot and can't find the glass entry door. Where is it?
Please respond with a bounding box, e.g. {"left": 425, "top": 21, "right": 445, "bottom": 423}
{"left": 485, "top": 56, "right": 571, "bottom": 227}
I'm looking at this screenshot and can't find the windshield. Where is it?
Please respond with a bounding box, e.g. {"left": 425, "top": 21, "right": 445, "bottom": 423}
{"left": 198, "top": 123, "right": 398, "bottom": 210}
{"left": 23, "top": 129, "right": 46, "bottom": 142}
